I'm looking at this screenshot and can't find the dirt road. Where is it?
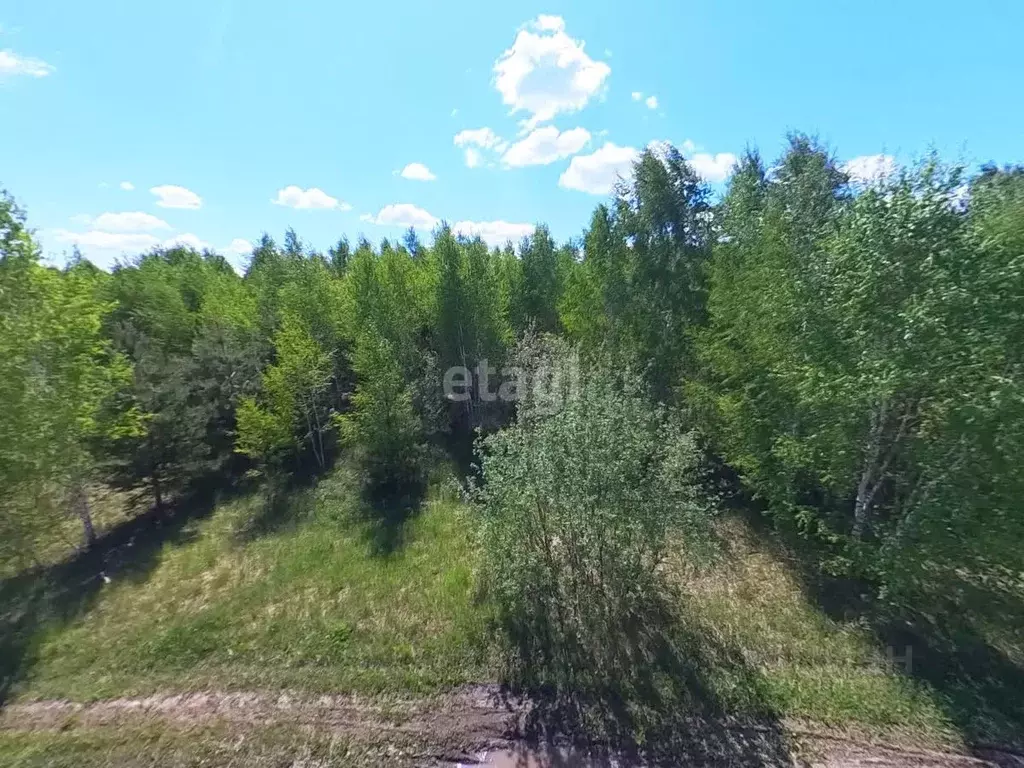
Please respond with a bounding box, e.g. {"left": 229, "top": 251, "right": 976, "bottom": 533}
{"left": 2, "top": 687, "right": 1022, "bottom": 767}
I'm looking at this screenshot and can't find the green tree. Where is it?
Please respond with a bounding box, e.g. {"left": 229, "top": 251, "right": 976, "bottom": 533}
{"left": 335, "top": 329, "right": 422, "bottom": 488}
{"left": 518, "top": 225, "right": 561, "bottom": 334}
{"left": 236, "top": 316, "right": 334, "bottom": 469}
{"left": 0, "top": 193, "right": 131, "bottom": 558}
{"left": 475, "top": 348, "right": 709, "bottom": 688}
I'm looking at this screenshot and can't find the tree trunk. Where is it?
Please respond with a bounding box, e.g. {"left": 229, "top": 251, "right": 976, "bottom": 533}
{"left": 72, "top": 481, "right": 96, "bottom": 550}
{"left": 853, "top": 399, "right": 915, "bottom": 540}
{"left": 303, "top": 400, "right": 323, "bottom": 468}
{"left": 152, "top": 471, "right": 164, "bottom": 513}
{"left": 853, "top": 401, "right": 887, "bottom": 540}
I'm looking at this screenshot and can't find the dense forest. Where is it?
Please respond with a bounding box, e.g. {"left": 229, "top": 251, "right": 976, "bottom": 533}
{"left": 2, "top": 135, "right": 1023, "bottom": 744}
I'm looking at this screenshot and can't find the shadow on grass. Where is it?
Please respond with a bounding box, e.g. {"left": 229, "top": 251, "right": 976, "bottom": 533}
{"left": 230, "top": 440, "right": 346, "bottom": 543}
{"left": 804, "top": 563, "right": 1024, "bottom": 752}
{"left": 231, "top": 450, "right": 428, "bottom": 557}
{"left": 493, "top": 585, "right": 795, "bottom": 766}
{"left": 717, "top": 472, "right": 1024, "bottom": 752}
{"left": 356, "top": 474, "right": 427, "bottom": 557}
{"left": 0, "top": 475, "right": 248, "bottom": 707}
{"left": 231, "top": 470, "right": 320, "bottom": 543}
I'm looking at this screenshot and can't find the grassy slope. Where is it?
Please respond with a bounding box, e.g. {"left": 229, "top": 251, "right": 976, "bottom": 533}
{"left": 672, "top": 519, "right": 953, "bottom": 737}
{"left": 5, "top": 466, "right": 489, "bottom": 701}
{"left": 3, "top": 461, "right": 1019, "bottom": 761}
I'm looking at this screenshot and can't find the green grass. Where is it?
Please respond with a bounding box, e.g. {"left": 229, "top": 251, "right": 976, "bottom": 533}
{"left": 2, "top": 461, "right": 1020, "bottom": 757}
{"left": 0, "top": 722, "right": 424, "bottom": 768}
{"left": 4, "top": 463, "right": 490, "bottom": 701}
{"left": 670, "top": 517, "right": 956, "bottom": 739}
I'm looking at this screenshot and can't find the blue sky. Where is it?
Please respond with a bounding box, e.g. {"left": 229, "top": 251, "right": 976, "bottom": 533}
{"left": 2, "top": 0, "right": 1021, "bottom": 269}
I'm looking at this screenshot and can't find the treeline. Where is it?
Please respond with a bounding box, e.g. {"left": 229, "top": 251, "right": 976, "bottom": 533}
{"left": 2, "top": 135, "right": 1022, "bottom": 604}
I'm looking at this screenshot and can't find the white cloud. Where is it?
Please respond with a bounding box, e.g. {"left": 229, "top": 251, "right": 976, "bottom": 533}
{"left": 119, "top": 181, "right": 135, "bottom": 191}
{"left": 363, "top": 206, "right": 533, "bottom": 245}
{"left": 645, "top": 139, "right": 674, "bottom": 161}
{"left": 558, "top": 140, "right": 737, "bottom": 192}
{"left": 150, "top": 185, "right": 202, "bottom": 210}
{"left": 558, "top": 142, "right": 639, "bottom": 195}
{"left": 400, "top": 162, "right": 437, "bottom": 181}
{"left": 534, "top": 14, "right": 564, "bottom": 32}
{"left": 631, "top": 91, "right": 643, "bottom": 101}
{"left": 650, "top": 140, "right": 736, "bottom": 182}
{"left": 454, "top": 127, "right": 507, "bottom": 151}
{"left": 164, "top": 233, "right": 213, "bottom": 251}
{"left": 502, "top": 126, "right": 591, "bottom": 167}
{"left": 51, "top": 229, "right": 251, "bottom": 268}
{"left": 224, "top": 238, "right": 252, "bottom": 256}
{"left": 90, "top": 211, "right": 171, "bottom": 232}
{"left": 220, "top": 239, "right": 253, "bottom": 274}
{"left": 689, "top": 152, "right": 738, "bottom": 183}
{"left": 371, "top": 203, "right": 439, "bottom": 230}
{"left": 493, "top": 15, "right": 610, "bottom": 129}
{"left": 359, "top": 213, "right": 374, "bottom": 223}
{"left": 842, "top": 154, "right": 896, "bottom": 185}
{"left": 645, "top": 95, "right": 658, "bottom": 110}
{"left": 271, "top": 185, "right": 350, "bottom": 210}
{"left": 454, "top": 127, "right": 509, "bottom": 167}
{"left": 53, "top": 229, "right": 161, "bottom": 254}
{"left": 453, "top": 220, "right": 534, "bottom": 247}
{"left": 0, "top": 49, "right": 54, "bottom": 78}
{"left": 364, "top": 206, "right": 531, "bottom": 245}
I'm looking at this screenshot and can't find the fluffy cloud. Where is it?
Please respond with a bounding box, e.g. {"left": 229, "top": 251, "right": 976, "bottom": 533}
{"left": 454, "top": 127, "right": 507, "bottom": 150}
{"left": 52, "top": 229, "right": 252, "bottom": 265}
{"left": 493, "top": 15, "right": 610, "bottom": 129}
{"left": 90, "top": 211, "right": 170, "bottom": 233}
{"left": 225, "top": 238, "right": 253, "bottom": 256}
{"left": 53, "top": 229, "right": 161, "bottom": 254}
{"left": 400, "top": 162, "right": 437, "bottom": 181}
{"left": 272, "top": 185, "right": 350, "bottom": 210}
{"left": 842, "top": 154, "right": 897, "bottom": 185}
{"left": 534, "top": 14, "right": 564, "bottom": 32}
{"left": 371, "top": 203, "right": 439, "bottom": 230}
{"left": 631, "top": 91, "right": 658, "bottom": 109}
{"left": 645, "top": 139, "right": 674, "bottom": 161}
{"left": 119, "top": 181, "right": 135, "bottom": 191}
{"left": 0, "top": 49, "right": 54, "bottom": 78}
{"left": 453, "top": 220, "right": 534, "bottom": 247}
{"left": 558, "top": 142, "right": 639, "bottom": 195}
{"left": 559, "top": 140, "right": 738, "bottom": 193}
{"left": 363, "top": 205, "right": 532, "bottom": 246}
{"left": 688, "top": 152, "right": 738, "bottom": 183}
{"left": 455, "top": 127, "right": 508, "bottom": 167}
{"left": 164, "top": 233, "right": 213, "bottom": 251}
{"left": 501, "top": 126, "right": 590, "bottom": 167}
{"left": 150, "top": 185, "right": 202, "bottom": 210}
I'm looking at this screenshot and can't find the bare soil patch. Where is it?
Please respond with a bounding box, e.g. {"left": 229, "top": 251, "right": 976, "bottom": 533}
{"left": 3, "top": 687, "right": 1023, "bottom": 767}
